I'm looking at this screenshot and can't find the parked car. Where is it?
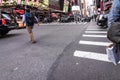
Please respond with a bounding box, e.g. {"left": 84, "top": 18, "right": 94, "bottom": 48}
{"left": 96, "top": 14, "right": 108, "bottom": 28}
{"left": 0, "top": 11, "right": 17, "bottom": 36}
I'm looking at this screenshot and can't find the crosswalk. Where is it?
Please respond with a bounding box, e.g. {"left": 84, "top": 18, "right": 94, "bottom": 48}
{"left": 73, "top": 28, "right": 112, "bottom": 63}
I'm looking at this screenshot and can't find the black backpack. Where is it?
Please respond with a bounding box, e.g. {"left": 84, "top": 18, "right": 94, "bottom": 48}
{"left": 25, "top": 13, "right": 34, "bottom": 25}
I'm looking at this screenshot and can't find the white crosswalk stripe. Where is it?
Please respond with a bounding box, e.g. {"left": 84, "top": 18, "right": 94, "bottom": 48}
{"left": 73, "top": 28, "right": 113, "bottom": 63}
{"left": 82, "top": 34, "right": 107, "bottom": 38}
{"left": 79, "top": 40, "right": 111, "bottom": 46}
{"left": 74, "top": 50, "right": 120, "bottom": 63}
{"left": 85, "top": 31, "right": 107, "bottom": 33}
{"left": 74, "top": 50, "right": 109, "bottom": 62}
{"left": 84, "top": 22, "right": 87, "bottom": 24}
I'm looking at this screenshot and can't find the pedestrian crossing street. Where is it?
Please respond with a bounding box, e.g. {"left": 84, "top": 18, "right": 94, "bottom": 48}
{"left": 73, "top": 28, "right": 112, "bottom": 63}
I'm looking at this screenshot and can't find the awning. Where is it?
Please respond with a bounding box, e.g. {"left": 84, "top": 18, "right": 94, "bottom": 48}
{"left": 14, "top": 10, "right": 25, "bottom": 15}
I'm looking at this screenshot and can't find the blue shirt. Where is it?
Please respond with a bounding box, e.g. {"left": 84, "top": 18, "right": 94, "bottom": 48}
{"left": 108, "top": 0, "right": 120, "bottom": 28}
{"left": 22, "top": 12, "right": 31, "bottom": 26}
{"left": 22, "top": 12, "right": 38, "bottom": 26}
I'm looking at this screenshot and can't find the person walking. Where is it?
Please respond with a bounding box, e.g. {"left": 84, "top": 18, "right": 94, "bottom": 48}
{"left": 107, "top": 0, "right": 120, "bottom": 46}
{"left": 22, "top": 9, "right": 38, "bottom": 43}
{"left": 108, "top": 0, "right": 120, "bottom": 29}
{"left": 106, "top": 0, "right": 120, "bottom": 65}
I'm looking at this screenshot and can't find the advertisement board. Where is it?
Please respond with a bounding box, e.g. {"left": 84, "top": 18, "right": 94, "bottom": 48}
{"left": 49, "top": 0, "right": 60, "bottom": 10}
{"left": 63, "top": 0, "right": 69, "bottom": 12}
{"left": 72, "top": 5, "right": 80, "bottom": 11}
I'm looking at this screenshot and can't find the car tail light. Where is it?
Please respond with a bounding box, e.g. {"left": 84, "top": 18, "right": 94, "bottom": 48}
{"left": 2, "top": 18, "right": 6, "bottom": 25}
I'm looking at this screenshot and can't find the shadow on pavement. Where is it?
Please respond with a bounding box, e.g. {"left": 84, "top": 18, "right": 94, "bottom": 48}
{"left": 0, "top": 33, "right": 23, "bottom": 39}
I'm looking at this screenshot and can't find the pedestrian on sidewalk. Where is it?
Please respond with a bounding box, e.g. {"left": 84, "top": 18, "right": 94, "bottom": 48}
{"left": 22, "top": 9, "right": 38, "bottom": 43}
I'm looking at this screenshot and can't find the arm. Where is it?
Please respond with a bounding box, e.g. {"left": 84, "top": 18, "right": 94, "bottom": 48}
{"left": 34, "top": 16, "right": 39, "bottom": 26}
{"left": 22, "top": 14, "right": 25, "bottom": 26}
{"left": 34, "top": 16, "right": 38, "bottom": 22}
{"left": 108, "top": 0, "right": 120, "bottom": 28}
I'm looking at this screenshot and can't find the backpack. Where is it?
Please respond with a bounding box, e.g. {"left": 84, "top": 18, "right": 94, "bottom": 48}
{"left": 25, "top": 13, "right": 34, "bottom": 26}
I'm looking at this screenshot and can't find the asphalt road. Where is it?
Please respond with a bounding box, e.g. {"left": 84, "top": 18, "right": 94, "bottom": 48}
{"left": 0, "top": 22, "right": 88, "bottom": 80}
{"left": 47, "top": 22, "right": 120, "bottom": 80}
{"left": 1, "top": 22, "right": 119, "bottom": 80}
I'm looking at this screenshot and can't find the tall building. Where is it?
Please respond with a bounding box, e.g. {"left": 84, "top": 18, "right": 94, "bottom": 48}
{"left": 80, "top": 0, "right": 87, "bottom": 16}
{"left": 59, "top": 0, "right": 64, "bottom": 11}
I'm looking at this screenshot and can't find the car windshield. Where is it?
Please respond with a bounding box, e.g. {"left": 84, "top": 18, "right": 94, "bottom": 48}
{"left": 2, "top": 13, "right": 11, "bottom": 20}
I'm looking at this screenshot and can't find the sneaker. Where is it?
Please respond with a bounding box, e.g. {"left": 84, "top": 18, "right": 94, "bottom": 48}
{"left": 31, "top": 41, "right": 36, "bottom": 44}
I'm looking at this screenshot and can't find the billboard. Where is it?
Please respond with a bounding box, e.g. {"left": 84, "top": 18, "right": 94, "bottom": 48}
{"left": 49, "top": 0, "right": 60, "bottom": 10}
{"left": 72, "top": 5, "right": 80, "bottom": 11}
{"left": 63, "top": 0, "right": 69, "bottom": 12}
{"left": 72, "top": 5, "right": 80, "bottom": 14}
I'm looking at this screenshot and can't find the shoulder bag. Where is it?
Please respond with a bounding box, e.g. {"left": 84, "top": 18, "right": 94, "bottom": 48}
{"left": 107, "top": 22, "right": 120, "bottom": 44}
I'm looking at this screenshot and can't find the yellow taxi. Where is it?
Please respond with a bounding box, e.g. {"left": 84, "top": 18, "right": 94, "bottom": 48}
{"left": 16, "top": 15, "right": 26, "bottom": 28}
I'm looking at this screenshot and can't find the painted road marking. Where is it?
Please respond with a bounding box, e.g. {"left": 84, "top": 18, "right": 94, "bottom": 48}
{"left": 83, "top": 34, "right": 106, "bottom": 38}
{"left": 84, "top": 22, "right": 87, "bottom": 24}
{"left": 85, "top": 31, "right": 107, "bottom": 34}
{"left": 79, "top": 40, "right": 111, "bottom": 46}
{"left": 73, "top": 50, "right": 109, "bottom": 62}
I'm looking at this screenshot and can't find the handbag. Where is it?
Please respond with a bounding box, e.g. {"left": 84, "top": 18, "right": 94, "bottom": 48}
{"left": 107, "top": 22, "right": 120, "bottom": 44}
{"left": 106, "top": 44, "right": 120, "bottom": 65}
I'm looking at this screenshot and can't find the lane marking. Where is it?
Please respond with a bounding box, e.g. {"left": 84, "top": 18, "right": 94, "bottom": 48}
{"left": 83, "top": 34, "right": 107, "bottom": 38}
{"left": 79, "top": 40, "right": 111, "bottom": 46}
{"left": 84, "top": 22, "right": 87, "bottom": 24}
{"left": 85, "top": 31, "right": 107, "bottom": 34}
{"left": 73, "top": 50, "right": 109, "bottom": 62}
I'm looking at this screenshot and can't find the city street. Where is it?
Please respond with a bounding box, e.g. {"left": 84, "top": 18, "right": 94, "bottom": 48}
{"left": 0, "top": 22, "right": 120, "bottom": 80}
{"left": 0, "top": 22, "right": 88, "bottom": 80}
